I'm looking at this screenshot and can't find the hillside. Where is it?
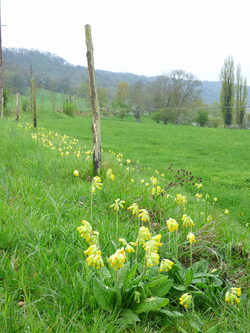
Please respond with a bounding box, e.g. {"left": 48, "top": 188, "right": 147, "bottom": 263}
{"left": 3, "top": 48, "right": 250, "bottom": 104}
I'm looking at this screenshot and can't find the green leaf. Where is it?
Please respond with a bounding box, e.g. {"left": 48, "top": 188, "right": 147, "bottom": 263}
{"left": 158, "top": 309, "right": 183, "bottom": 318}
{"left": 189, "top": 314, "right": 204, "bottom": 332}
{"left": 133, "top": 296, "right": 169, "bottom": 314}
{"left": 92, "top": 278, "right": 115, "bottom": 311}
{"left": 190, "top": 259, "right": 209, "bottom": 274}
{"left": 185, "top": 269, "right": 193, "bottom": 286}
{"left": 205, "top": 323, "right": 221, "bottom": 333}
{"left": 118, "top": 309, "right": 140, "bottom": 327}
{"left": 173, "top": 285, "right": 186, "bottom": 291}
{"left": 148, "top": 277, "right": 173, "bottom": 297}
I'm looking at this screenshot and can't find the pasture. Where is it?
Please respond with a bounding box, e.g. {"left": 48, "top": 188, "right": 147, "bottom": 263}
{"left": 0, "top": 112, "right": 249, "bottom": 332}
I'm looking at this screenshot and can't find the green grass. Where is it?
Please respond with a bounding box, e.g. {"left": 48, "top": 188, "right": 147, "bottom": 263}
{"left": 36, "top": 112, "right": 250, "bottom": 232}
{"left": 1, "top": 111, "right": 249, "bottom": 332}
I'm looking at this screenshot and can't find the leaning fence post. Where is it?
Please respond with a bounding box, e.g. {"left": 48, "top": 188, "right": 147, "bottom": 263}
{"left": 85, "top": 24, "right": 101, "bottom": 175}
{"left": 15, "top": 93, "right": 20, "bottom": 121}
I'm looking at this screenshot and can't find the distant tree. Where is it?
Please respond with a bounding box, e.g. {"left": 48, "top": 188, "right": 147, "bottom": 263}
{"left": 220, "top": 56, "right": 234, "bottom": 127}
{"left": 128, "top": 82, "right": 145, "bottom": 122}
{"left": 111, "top": 100, "right": 129, "bottom": 120}
{"left": 151, "top": 108, "right": 176, "bottom": 125}
{"left": 152, "top": 70, "right": 201, "bottom": 124}
{"left": 196, "top": 110, "right": 208, "bottom": 127}
{"left": 97, "top": 87, "right": 109, "bottom": 109}
{"left": 115, "top": 82, "right": 129, "bottom": 104}
{"left": 235, "top": 64, "right": 247, "bottom": 128}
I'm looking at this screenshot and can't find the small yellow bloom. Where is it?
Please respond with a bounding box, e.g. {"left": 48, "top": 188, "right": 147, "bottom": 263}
{"left": 224, "top": 209, "right": 229, "bottom": 215}
{"left": 179, "top": 293, "right": 192, "bottom": 309}
{"left": 125, "top": 243, "right": 135, "bottom": 253}
{"left": 91, "top": 176, "right": 103, "bottom": 193}
{"left": 187, "top": 232, "right": 196, "bottom": 244}
{"left": 143, "top": 235, "right": 162, "bottom": 253}
{"left": 138, "top": 209, "right": 150, "bottom": 222}
{"left": 151, "top": 186, "right": 164, "bottom": 197}
{"left": 130, "top": 178, "right": 135, "bottom": 183}
{"left": 110, "top": 199, "right": 126, "bottom": 212}
{"left": 213, "top": 197, "right": 218, "bottom": 202}
{"left": 225, "top": 287, "right": 241, "bottom": 305}
{"left": 182, "top": 214, "right": 195, "bottom": 227}
{"left": 127, "top": 203, "right": 139, "bottom": 216}
{"left": 126, "top": 159, "right": 132, "bottom": 164}
{"left": 77, "top": 220, "right": 92, "bottom": 243}
{"left": 195, "top": 193, "right": 203, "bottom": 199}
{"left": 106, "top": 168, "right": 115, "bottom": 181}
{"left": 160, "top": 259, "right": 174, "bottom": 272}
{"left": 73, "top": 170, "right": 79, "bottom": 177}
{"left": 140, "top": 179, "right": 145, "bottom": 184}
{"left": 175, "top": 194, "right": 187, "bottom": 206}
{"left": 86, "top": 253, "right": 104, "bottom": 269}
{"left": 136, "top": 226, "right": 151, "bottom": 244}
{"left": 195, "top": 183, "right": 203, "bottom": 189}
{"left": 146, "top": 252, "right": 160, "bottom": 267}
{"left": 166, "top": 218, "right": 179, "bottom": 232}
{"left": 108, "top": 248, "right": 127, "bottom": 270}
{"left": 150, "top": 176, "right": 158, "bottom": 185}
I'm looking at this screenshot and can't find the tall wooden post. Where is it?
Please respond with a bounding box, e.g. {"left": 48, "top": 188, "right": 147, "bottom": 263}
{"left": 31, "top": 78, "right": 37, "bottom": 128}
{"left": 15, "top": 93, "right": 20, "bottom": 121}
{"left": 85, "top": 24, "right": 101, "bottom": 175}
{"left": 0, "top": 4, "right": 3, "bottom": 118}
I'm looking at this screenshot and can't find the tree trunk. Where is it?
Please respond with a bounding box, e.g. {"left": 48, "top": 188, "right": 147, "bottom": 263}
{"left": 85, "top": 24, "right": 101, "bottom": 175}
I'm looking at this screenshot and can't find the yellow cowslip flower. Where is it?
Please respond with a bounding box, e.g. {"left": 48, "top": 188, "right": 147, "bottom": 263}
{"left": 224, "top": 209, "right": 229, "bottom": 215}
{"left": 213, "top": 197, "right": 218, "bottom": 202}
{"left": 125, "top": 243, "right": 135, "bottom": 253}
{"left": 195, "top": 183, "right": 203, "bottom": 189}
{"left": 126, "top": 159, "right": 132, "bottom": 164}
{"left": 225, "top": 287, "right": 241, "bottom": 305}
{"left": 160, "top": 259, "right": 174, "bottom": 272}
{"left": 91, "top": 176, "right": 103, "bottom": 193}
{"left": 77, "top": 220, "right": 92, "bottom": 243}
{"left": 166, "top": 218, "right": 179, "bottom": 232}
{"left": 182, "top": 214, "right": 195, "bottom": 227}
{"left": 84, "top": 244, "right": 100, "bottom": 256}
{"left": 195, "top": 193, "right": 203, "bottom": 199}
{"left": 118, "top": 238, "right": 127, "bottom": 245}
{"left": 160, "top": 173, "right": 164, "bottom": 177}
{"left": 143, "top": 235, "right": 162, "bottom": 253}
{"left": 108, "top": 248, "right": 127, "bottom": 270}
{"left": 73, "top": 170, "right": 79, "bottom": 177}
{"left": 151, "top": 186, "right": 164, "bottom": 197}
{"left": 138, "top": 209, "right": 150, "bottom": 222}
{"left": 150, "top": 176, "right": 158, "bottom": 185}
{"left": 140, "top": 179, "right": 145, "bottom": 184}
{"left": 175, "top": 194, "right": 187, "bottom": 206}
{"left": 146, "top": 252, "right": 160, "bottom": 267}
{"left": 136, "top": 226, "right": 151, "bottom": 244}
{"left": 89, "top": 231, "right": 99, "bottom": 245}
{"left": 127, "top": 203, "right": 139, "bottom": 216}
{"left": 130, "top": 178, "right": 135, "bottom": 183}
{"left": 129, "top": 242, "right": 138, "bottom": 247}
{"left": 106, "top": 168, "right": 115, "bottom": 181}
{"left": 187, "top": 232, "right": 196, "bottom": 244}
{"left": 110, "top": 199, "right": 125, "bottom": 212}
{"left": 86, "top": 253, "right": 104, "bottom": 269}
{"left": 179, "top": 293, "right": 192, "bottom": 309}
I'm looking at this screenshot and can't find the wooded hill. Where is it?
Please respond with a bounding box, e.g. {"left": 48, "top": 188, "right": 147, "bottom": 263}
{"left": 3, "top": 48, "right": 249, "bottom": 104}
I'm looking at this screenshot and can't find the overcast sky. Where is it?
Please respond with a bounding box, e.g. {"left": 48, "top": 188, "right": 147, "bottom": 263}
{"left": 2, "top": 0, "right": 250, "bottom": 81}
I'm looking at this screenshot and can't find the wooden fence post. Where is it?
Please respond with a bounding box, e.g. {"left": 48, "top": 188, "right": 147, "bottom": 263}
{"left": 31, "top": 78, "right": 37, "bottom": 128}
{"left": 15, "top": 93, "right": 20, "bottom": 121}
{"left": 85, "top": 24, "right": 101, "bottom": 175}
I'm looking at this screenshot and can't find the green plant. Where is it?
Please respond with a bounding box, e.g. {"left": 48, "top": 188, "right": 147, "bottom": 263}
{"left": 62, "top": 102, "right": 76, "bottom": 117}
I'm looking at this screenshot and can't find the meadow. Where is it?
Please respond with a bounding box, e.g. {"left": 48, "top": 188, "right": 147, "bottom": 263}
{"left": 0, "top": 109, "right": 249, "bottom": 332}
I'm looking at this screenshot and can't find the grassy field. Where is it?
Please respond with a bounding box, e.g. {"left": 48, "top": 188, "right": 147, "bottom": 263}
{"left": 1, "top": 110, "right": 249, "bottom": 332}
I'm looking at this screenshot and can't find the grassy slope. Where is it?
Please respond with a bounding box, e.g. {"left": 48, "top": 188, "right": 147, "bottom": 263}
{"left": 38, "top": 113, "right": 250, "bottom": 232}
{"left": 0, "top": 115, "right": 249, "bottom": 332}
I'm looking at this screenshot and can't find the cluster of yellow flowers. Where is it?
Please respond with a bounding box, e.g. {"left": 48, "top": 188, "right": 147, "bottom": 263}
{"left": 110, "top": 199, "right": 126, "bottom": 212}
{"left": 18, "top": 123, "right": 91, "bottom": 160}
{"left": 77, "top": 220, "right": 104, "bottom": 269}
{"left": 225, "top": 287, "right": 241, "bottom": 305}
{"left": 91, "top": 176, "right": 103, "bottom": 193}
{"left": 175, "top": 194, "right": 187, "bottom": 206}
{"left": 179, "top": 293, "right": 192, "bottom": 309}
{"left": 106, "top": 168, "right": 115, "bottom": 181}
